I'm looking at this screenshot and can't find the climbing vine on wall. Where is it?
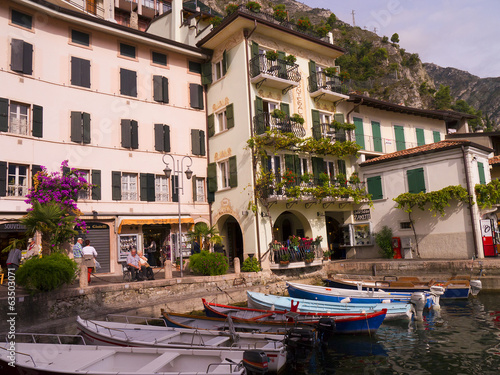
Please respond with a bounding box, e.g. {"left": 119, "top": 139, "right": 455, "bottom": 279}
{"left": 475, "top": 180, "right": 500, "bottom": 209}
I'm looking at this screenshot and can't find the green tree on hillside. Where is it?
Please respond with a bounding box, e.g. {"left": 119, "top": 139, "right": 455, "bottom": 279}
{"left": 434, "top": 84, "right": 453, "bottom": 109}
{"left": 326, "top": 13, "right": 337, "bottom": 27}
{"left": 451, "top": 99, "right": 484, "bottom": 131}
{"left": 391, "top": 33, "right": 400, "bottom": 44}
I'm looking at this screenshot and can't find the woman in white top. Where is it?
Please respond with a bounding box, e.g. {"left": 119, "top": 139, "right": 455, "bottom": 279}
{"left": 82, "top": 240, "right": 98, "bottom": 283}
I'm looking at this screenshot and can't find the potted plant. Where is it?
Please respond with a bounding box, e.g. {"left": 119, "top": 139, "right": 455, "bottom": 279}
{"left": 323, "top": 250, "right": 331, "bottom": 260}
{"left": 301, "top": 172, "right": 313, "bottom": 184}
{"left": 324, "top": 67, "right": 339, "bottom": 77}
{"left": 336, "top": 173, "right": 347, "bottom": 187}
{"left": 209, "top": 17, "right": 222, "bottom": 28}
{"left": 349, "top": 172, "right": 361, "bottom": 184}
{"left": 280, "top": 252, "right": 290, "bottom": 265}
{"left": 289, "top": 235, "right": 300, "bottom": 248}
{"left": 290, "top": 113, "right": 305, "bottom": 125}
{"left": 282, "top": 169, "right": 297, "bottom": 186}
{"left": 316, "top": 24, "right": 331, "bottom": 38}
{"left": 319, "top": 172, "right": 330, "bottom": 185}
{"left": 304, "top": 251, "right": 315, "bottom": 264}
{"left": 296, "top": 17, "right": 312, "bottom": 32}
{"left": 273, "top": 4, "right": 287, "bottom": 22}
{"left": 270, "top": 108, "right": 286, "bottom": 120}
{"left": 285, "top": 54, "right": 297, "bottom": 65}
{"left": 246, "top": 1, "right": 261, "bottom": 13}
{"left": 225, "top": 3, "right": 239, "bottom": 15}
{"left": 313, "top": 235, "right": 323, "bottom": 246}
{"left": 266, "top": 50, "right": 279, "bottom": 61}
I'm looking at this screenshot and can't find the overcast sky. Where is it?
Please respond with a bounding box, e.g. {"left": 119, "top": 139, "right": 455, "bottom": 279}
{"left": 301, "top": 0, "right": 499, "bottom": 78}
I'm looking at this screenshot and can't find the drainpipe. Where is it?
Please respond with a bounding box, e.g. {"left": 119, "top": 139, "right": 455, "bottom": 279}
{"left": 204, "top": 78, "right": 212, "bottom": 229}
{"left": 244, "top": 22, "right": 262, "bottom": 264}
{"left": 462, "top": 145, "right": 480, "bottom": 258}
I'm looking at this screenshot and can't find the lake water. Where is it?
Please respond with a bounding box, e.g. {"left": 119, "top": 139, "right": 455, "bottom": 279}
{"left": 291, "top": 292, "right": 500, "bottom": 375}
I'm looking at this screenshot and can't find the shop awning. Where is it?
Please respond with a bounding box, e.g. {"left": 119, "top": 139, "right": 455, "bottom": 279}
{"left": 117, "top": 217, "right": 194, "bottom": 233}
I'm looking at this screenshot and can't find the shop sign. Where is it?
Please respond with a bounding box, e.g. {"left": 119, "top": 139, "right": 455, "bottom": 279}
{"left": 86, "top": 223, "right": 109, "bottom": 230}
{"left": 0, "top": 223, "right": 26, "bottom": 232}
{"left": 354, "top": 209, "right": 371, "bottom": 221}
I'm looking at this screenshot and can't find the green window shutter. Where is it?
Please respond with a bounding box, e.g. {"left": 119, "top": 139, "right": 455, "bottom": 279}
{"left": 312, "top": 157, "right": 324, "bottom": 181}
{"left": 0, "top": 98, "right": 8, "bottom": 132}
{"left": 416, "top": 128, "right": 425, "bottom": 146}
{"left": 251, "top": 42, "right": 259, "bottom": 59}
{"left": 162, "top": 77, "right": 169, "bottom": 104}
{"left": 394, "top": 125, "right": 406, "bottom": 151}
{"left": 207, "top": 163, "right": 217, "bottom": 193}
{"left": 201, "top": 62, "right": 212, "bottom": 85}
{"left": 82, "top": 112, "right": 91, "bottom": 144}
{"left": 11, "top": 39, "right": 24, "bottom": 73}
{"left": 226, "top": 103, "right": 234, "bottom": 129}
{"left": 277, "top": 51, "right": 286, "bottom": 79}
{"left": 71, "top": 111, "right": 82, "bottom": 143}
{"left": 112, "top": 171, "right": 121, "bottom": 200}
{"left": 309, "top": 60, "right": 317, "bottom": 92}
{"left": 367, "top": 176, "right": 383, "bottom": 200}
{"left": 163, "top": 125, "right": 170, "bottom": 152}
{"left": 371, "top": 121, "right": 382, "bottom": 152}
{"left": 407, "top": 168, "right": 425, "bottom": 193}
{"left": 189, "top": 84, "right": 204, "bottom": 109}
{"left": 208, "top": 114, "right": 215, "bottom": 137}
{"left": 62, "top": 166, "right": 70, "bottom": 176}
{"left": 121, "top": 119, "right": 131, "bottom": 148}
{"left": 293, "top": 155, "right": 301, "bottom": 177}
{"left": 353, "top": 117, "right": 365, "bottom": 149}
{"left": 153, "top": 75, "right": 163, "bottom": 102}
{"left": 280, "top": 102, "right": 290, "bottom": 117}
{"left": 199, "top": 130, "right": 206, "bottom": 156}
{"left": 229, "top": 156, "right": 237, "bottom": 188}
{"left": 222, "top": 50, "right": 228, "bottom": 75}
{"left": 261, "top": 154, "right": 269, "bottom": 172}
{"left": 140, "top": 173, "right": 148, "bottom": 201}
{"left": 334, "top": 113, "right": 345, "bottom": 123}
{"left": 284, "top": 154, "right": 294, "bottom": 172}
{"left": 254, "top": 96, "right": 264, "bottom": 134}
{"left": 433, "top": 131, "right": 441, "bottom": 143}
{"left": 147, "top": 173, "right": 155, "bottom": 202}
{"left": 312, "top": 109, "right": 321, "bottom": 140}
{"left": 192, "top": 174, "right": 197, "bottom": 201}
{"left": 192, "top": 129, "right": 204, "bottom": 155}
{"left": 31, "top": 164, "right": 42, "bottom": 187}
{"left": 0, "top": 161, "right": 7, "bottom": 197}
{"left": 337, "top": 159, "right": 346, "bottom": 176}
{"left": 91, "top": 169, "right": 101, "bottom": 200}
{"left": 154, "top": 124, "right": 164, "bottom": 152}
{"left": 251, "top": 42, "right": 260, "bottom": 77}
{"left": 130, "top": 120, "right": 138, "bottom": 149}
{"left": 478, "top": 162, "right": 486, "bottom": 185}
{"left": 32, "top": 105, "right": 43, "bottom": 138}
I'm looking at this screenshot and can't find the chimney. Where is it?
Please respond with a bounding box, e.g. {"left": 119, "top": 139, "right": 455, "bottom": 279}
{"left": 171, "top": 0, "right": 182, "bottom": 42}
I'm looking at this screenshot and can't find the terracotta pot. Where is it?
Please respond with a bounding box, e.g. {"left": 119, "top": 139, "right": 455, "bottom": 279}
{"left": 280, "top": 260, "right": 290, "bottom": 266}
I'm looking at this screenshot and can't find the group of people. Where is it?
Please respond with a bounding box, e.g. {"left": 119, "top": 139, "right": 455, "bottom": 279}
{"left": 126, "top": 247, "right": 155, "bottom": 281}
{"left": 72, "top": 238, "right": 99, "bottom": 283}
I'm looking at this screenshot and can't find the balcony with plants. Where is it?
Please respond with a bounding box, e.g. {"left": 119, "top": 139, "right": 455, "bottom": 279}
{"left": 312, "top": 119, "right": 356, "bottom": 143}
{"left": 253, "top": 110, "right": 306, "bottom": 137}
{"left": 250, "top": 51, "right": 301, "bottom": 92}
{"left": 309, "top": 68, "right": 350, "bottom": 102}
{"left": 269, "top": 236, "right": 324, "bottom": 269}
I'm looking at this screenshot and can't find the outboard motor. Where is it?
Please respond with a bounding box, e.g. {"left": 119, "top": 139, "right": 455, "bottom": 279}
{"left": 242, "top": 350, "right": 269, "bottom": 375}
{"left": 317, "top": 318, "right": 336, "bottom": 345}
{"left": 410, "top": 292, "right": 426, "bottom": 321}
{"left": 429, "top": 285, "right": 445, "bottom": 310}
{"left": 285, "top": 327, "right": 315, "bottom": 364}
{"left": 470, "top": 279, "right": 482, "bottom": 296}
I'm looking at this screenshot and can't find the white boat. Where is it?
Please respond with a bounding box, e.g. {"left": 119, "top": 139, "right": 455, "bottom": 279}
{"left": 77, "top": 316, "right": 286, "bottom": 373}
{"left": 0, "top": 341, "right": 267, "bottom": 375}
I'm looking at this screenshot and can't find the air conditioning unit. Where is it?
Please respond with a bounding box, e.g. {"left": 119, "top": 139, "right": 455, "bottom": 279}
{"left": 401, "top": 237, "right": 413, "bottom": 249}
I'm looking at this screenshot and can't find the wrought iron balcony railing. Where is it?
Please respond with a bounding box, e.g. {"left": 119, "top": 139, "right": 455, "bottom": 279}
{"left": 253, "top": 113, "right": 306, "bottom": 137}
{"left": 250, "top": 54, "right": 301, "bottom": 83}
{"left": 269, "top": 240, "right": 323, "bottom": 265}
{"left": 308, "top": 71, "right": 349, "bottom": 95}
{"left": 313, "top": 124, "right": 347, "bottom": 142}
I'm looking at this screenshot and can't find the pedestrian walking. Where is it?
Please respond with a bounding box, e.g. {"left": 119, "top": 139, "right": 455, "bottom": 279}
{"left": 82, "top": 240, "right": 98, "bottom": 283}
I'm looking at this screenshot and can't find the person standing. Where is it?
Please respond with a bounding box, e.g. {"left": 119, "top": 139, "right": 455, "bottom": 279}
{"left": 126, "top": 248, "right": 144, "bottom": 281}
{"left": 147, "top": 240, "right": 157, "bottom": 267}
{"left": 192, "top": 240, "right": 201, "bottom": 256}
{"left": 6, "top": 244, "right": 22, "bottom": 273}
{"left": 82, "top": 240, "right": 98, "bottom": 283}
{"left": 72, "top": 238, "right": 84, "bottom": 264}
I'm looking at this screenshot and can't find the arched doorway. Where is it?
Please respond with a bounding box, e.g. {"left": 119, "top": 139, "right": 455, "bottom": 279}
{"left": 217, "top": 215, "right": 244, "bottom": 265}
{"left": 325, "top": 215, "right": 343, "bottom": 259}
{"left": 273, "top": 210, "right": 312, "bottom": 242}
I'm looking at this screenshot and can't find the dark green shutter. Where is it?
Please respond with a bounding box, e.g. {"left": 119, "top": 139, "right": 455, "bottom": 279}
{"left": 32, "top": 105, "right": 43, "bottom": 138}
{"left": 191, "top": 129, "right": 201, "bottom": 155}
{"left": 208, "top": 114, "right": 215, "bottom": 137}
{"left": 91, "top": 169, "right": 101, "bottom": 200}
{"left": 478, "top": 162, "right": 486, "bottom": 185}
{"left": 309, "top": 60, "right": 317, "bottom": 91}
{"left": 71, "top": 57, "right": 81, "bottom": 86}
{"left": 190, "top": 84, "right": 204, "bottom": 109}
{"left": 154, "top": 124, "right": 164, "bottom": 152}
{"left": 207, "top": 163, "right": 217, "bottom": 193}
{"left": 147, "top": 173, "right": 155, "bottom": 202}
{"left": 120, "top": 68, "right": 137, "bottom": 97}
{"left": 121, "top": 119, "right": 131, "bottom": 148}
{"left": 112, "top": 171, "right": 121, "bottom": 200}
{"left": 394, "top": 125, "right": 405, "bottom": 151}
{"left": 130, "top": 120, "right": 138, "bottom": 149}
{"left": 407, "top": 168, "right": 425, "bottom": 193}
{"left": 162, "top": 77, "right": 169, "bottom": 103}
{"left": 222, "top": 50, "right": 228, "bottom": 75}
{"left": 0, "top": 162, "right": 7, "bottom": 197}
{"left": 284, "top": 154, "right": 294, "bottom": 172}
{"left": 199, "top": 130, "right": 206, "bottom": 156}
{"left": 371, "top": 121, "right": 382, "bottom": 152}
{"left": 254, "top": 97, "right": 264, "bottom": 134}
{"left": 334, "top": 113, "right": 345, "bottom": 123}
{"left": 201, "top": 62, "right": 212, "bottom": 85}
{"left": 312, "top": 109, "right": 321, "bottom": 140}
{"left": 63, "top": 166, "right": 70, "bottom": 175}
{"left": 82, "top": 112, "right": 91, "bottom": 144}
{"left": 433, "top": 131, "right": 441, "bottom": 143}
{"left": 251, "top": 42, "right": 260, "bottom": 76}
{"left": 261, "top": 154, "right": 269, "bottom": 172}
{"left": 23, "top": 42, "right": 33, "bottom": 75}
{"left": 280, "top": 102, "right": 290, "bottom": 117}
{"left": 226, "top": 104, "right": 234, "bottom": 129}
{"left": 337, "top": 159, "right": 346, "bottom": 176}
{"left": 11, "top": 39, "right": 24, "bottom": 73}
{"left": 229, "top": 156, "right": 237, "bottom": 188}
{"left": 416, "top": 128, "right": 425, "bottom": 146}
{"left": 312, "top": 157, "right": 325, "bottom": 181}
{"left": 192, "top": 174, "right": 197, "bottom": 201}
{"left": 293, "top": 155, "right": 301, "bottom": 177}
{"left": 163, "top": 125, "right": 170, "bottom": 152}
{"left": 0, "top": 98, "right": 8, "bottom": 132}
{"left": 353, "top": 117, "right": 365, "bottom": 149}
{"left": 81, "top": 59, "right": 90, "bottom": 88}
{"left": 153, "top": 75, "right": 163, "bottom": 102}
{"left": 367, "top": 176, "right": 383, "bottom": 200}
{"left": 277, "top": 51, "right": 286, "bottom": 79}
{"left": 71, "top": 112, "right": 82, "bottom": 143}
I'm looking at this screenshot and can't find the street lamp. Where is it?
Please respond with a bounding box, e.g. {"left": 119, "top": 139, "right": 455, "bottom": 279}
{"left": 162, "top": 154, "right": 193, "bottom": 277}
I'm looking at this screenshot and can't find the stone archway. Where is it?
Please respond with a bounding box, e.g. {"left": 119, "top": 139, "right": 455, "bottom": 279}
{"left": 273, "top": 210, "right": 312, "bottom": 242}
{"left": 216, "top": 215, "right": 244, "bottom": 264}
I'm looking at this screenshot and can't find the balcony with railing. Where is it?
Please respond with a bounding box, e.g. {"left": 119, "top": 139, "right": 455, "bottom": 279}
{"left": 253, "top": 113, "right": 306, "bottom": 137}
{"left": 65, "top": 0, "right": 105, "bottom": 18}
{"left": 308, "top": 71, "right": 350, "bottom": 102}
{"left": 269, "top": 239, "right": 324, "bottom": 269}
{"left": 250, "top": 54, "right": 301, "bottom": 93}
{"left": 313, "top": 123, "right": 347, "bottom": 142}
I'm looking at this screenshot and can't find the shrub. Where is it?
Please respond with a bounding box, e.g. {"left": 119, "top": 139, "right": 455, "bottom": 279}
{"left": 296, "top": 17, "right": 312, "bottom": 32}
{"left": 16, "top": 253, "right": 78, "bottom": 294}
{"left": 381, "top": 36, "right": 389, "bottom": 43}
{"left": 225, "top": 3, "right": 239, "bottom": 15}
{"left": 265, "top": 50, "right": 279, "bottom": 61}
{"left": 273, "top": 5, "right": 287, "bottom": 22}
{"left": 291, "top": 113, "right": 304, "bottom": 124}
{"left": 285, "top": 54, "right": 297, "bottom": 65}
{"left": 189, "top": 251, "right": 229, "bottom": 276}
{"left": 241, "top": 257, "right": 261, "bottom": 272}
{"left": 270, "top": 109, "right": 286, "bottom": 119}
{"left": 246, "top": 1, "right": 261, "bottom": 13}
{"left": 375, "top": 226, "right": 394, "bottom": 258}
{"left": 391, "top": 33, "right": 400, "bottom": 44}
{"left": 209, "top": 17, "right": 222, "bottom": 27}
{"left": 324, "top": 67, "right": 339, "bottom": 77}
{"left": 316, "top": 24, "right": 331, "bottom": 38}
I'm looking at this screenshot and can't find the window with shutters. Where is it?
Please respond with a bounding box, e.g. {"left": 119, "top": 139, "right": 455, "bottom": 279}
{"left": 71, "top": 57, "right": 91, "bottom": 88}
{"left": 195, "top": 178, "right": 205, "bottom": 202}
{"left": 323, "top": 161, "right": 335, "bottom": 180}
{"left": 153, "top": 76, "right": 169, "bottom": 103}
{"left": 416, "top": 128, "right": 425, "bottom": 147}
{"left": 477, "top": 162, "right": 486, "bottom": 185}
{"left": 433, "top": 130, "right": 441, "bottom": 143}
{"left": 9, "top": 102, "right": 29, "bottom": 135}
{"left": 121, "top": 173, "right": 138, "bottom": 201}
{"left": 7, "top": 164, "right": 28, "bottom": 197}
{"left": 216, "top": 109, "right": 227, "bottom": 133}
{"left": 10, "top": 39, "right": 33, "bottom": 75}
{"left": 151, "top": 51, "right": 167, "bottom": 66}
{"left": 406, "top": 168, "right": 426, "bottom": 194}
{"left": 219, "top": 160, "right": 230, "bottom": 189}
{"left": 121, "top": 119, "right": 138, "bottom": 149}
{"left": 155, "top": 175, "right": 169, "bottom": 201}
{"left": 10, "top": 9, "right": 32, "bottom": 30}
{"left": 191, "top": 129, "right": 205, "bottom": 156}
{"left": 119, "top": 43, "right": 137, "bottom": 60}
{"left": 213, "top": 60, "right": 223, "bottom": 81}
{"left": 120, "top": 69, "right": 137, "bottom": 97}
{"left": 300, "top": 158, "right": 309, "bottom": 175}
{"left": 70, "top": 29, "right": 90, "bottom": 47}
{"left": 366, "top": 175, "right": 383, "bottom": 200}
{"left": 71, "top": 112, "right": 91, "bottom": 144}
{"left": 154, "top": 124, "right": 170, "bottom": 152}
{"left": 189, "top": 84, "right": 204, "bottom": 109}
{"left": 77, "top": 170, "right": 91, "bottom": 200}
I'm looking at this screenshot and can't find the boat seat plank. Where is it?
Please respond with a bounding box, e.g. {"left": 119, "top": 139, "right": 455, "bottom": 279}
{"left": 203, "top": 336, "right": 231, "bottom": 346}
{"left": 136, "top": 352, "right": 180, "bottom": 373}
{"left": 150, "top": 331, "right": 181, "bottom": 343}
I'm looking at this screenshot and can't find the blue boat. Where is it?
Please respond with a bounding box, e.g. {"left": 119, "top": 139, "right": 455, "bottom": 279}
{"left": 287, "top": 282, "right": 441, "bottom": 309}
{"left": 247, "top": 291, "right": 412, "bottom": 320}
